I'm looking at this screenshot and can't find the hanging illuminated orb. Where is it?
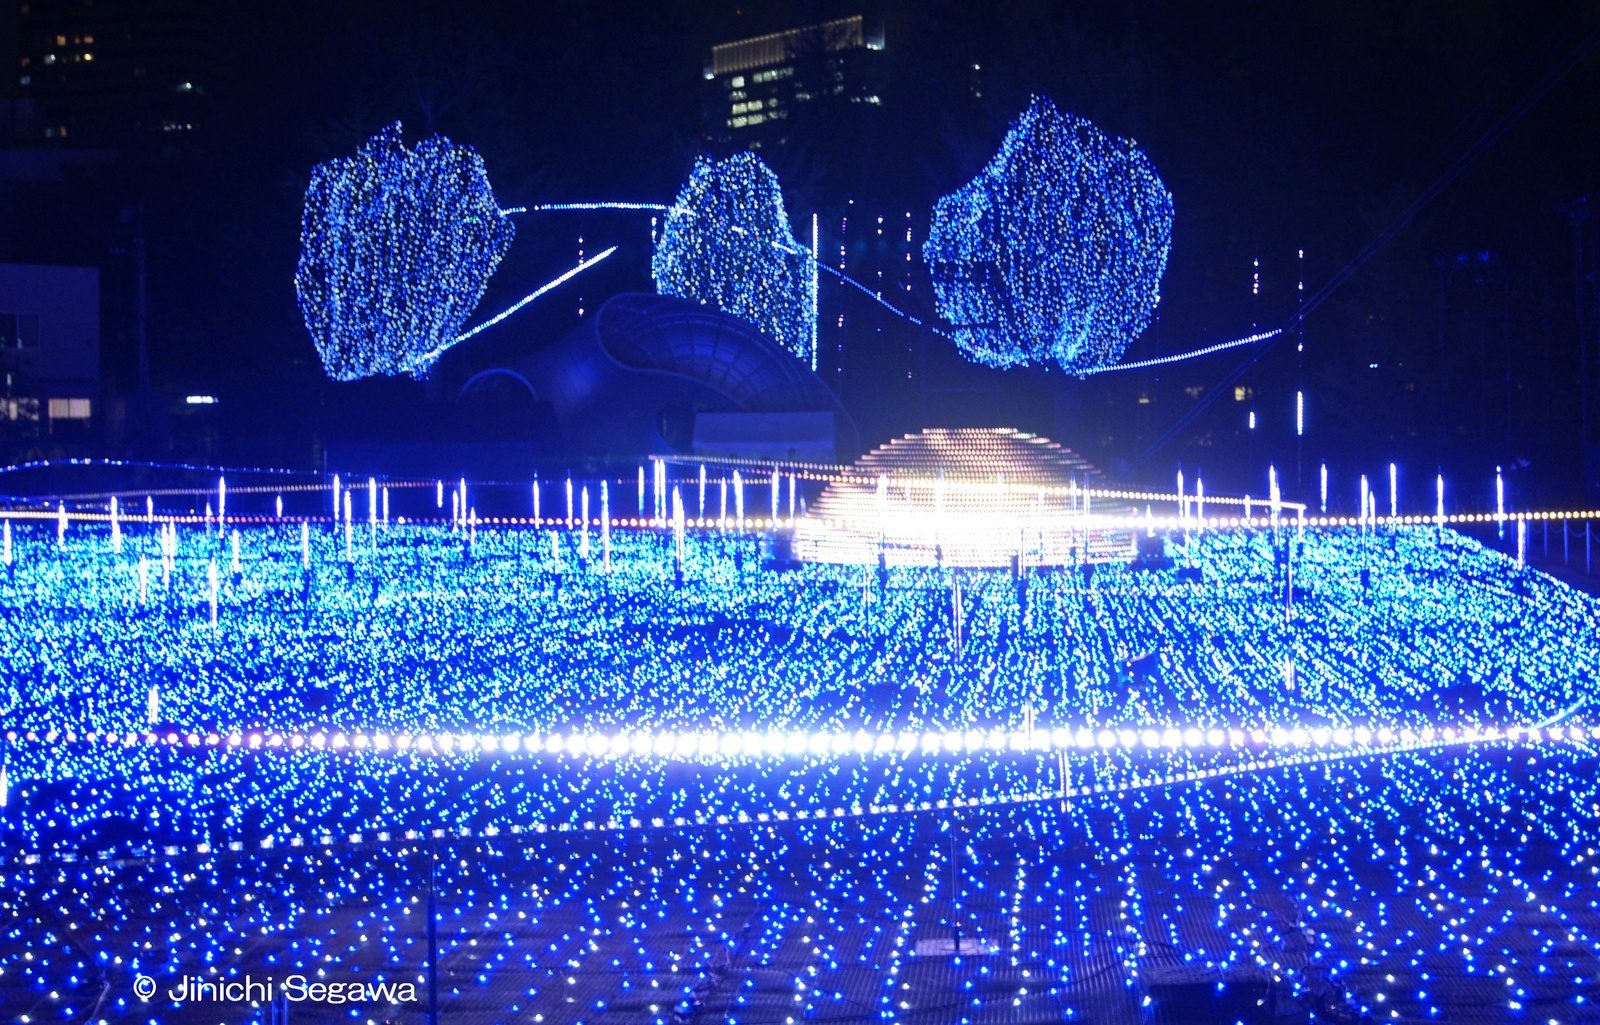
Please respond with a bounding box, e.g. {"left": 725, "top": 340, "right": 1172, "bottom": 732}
{"left": 652, "top": 152, "right": 815, "bottom": 361}
{"left": 923, "top": 96, "right": 1173, "bottom": 372}
{"left": 295, "top": 123, "right": 515, "bottom": 381}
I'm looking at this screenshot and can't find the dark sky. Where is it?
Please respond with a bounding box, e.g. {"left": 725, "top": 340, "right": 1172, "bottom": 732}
{"left": 12, "top": 0, "right": 1600, "bottom": 500}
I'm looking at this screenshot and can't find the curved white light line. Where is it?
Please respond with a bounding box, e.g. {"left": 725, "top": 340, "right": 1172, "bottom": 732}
{"left": 400, "top": 246, "right": 619, "bottom": 373}
{"left": 500, "top": 202, "right": 670, "bottom": 215}
{"left": 1079, "top": 328, "right": 1283, "bottom": 375}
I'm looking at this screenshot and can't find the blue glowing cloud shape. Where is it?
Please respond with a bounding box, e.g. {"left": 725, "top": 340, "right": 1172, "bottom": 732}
{"left": 651, "top": 153, "right": 816, "bottom": 362}
{"left": 295, "top": 123, "right": 515, "bottom": 381}
{"left": 922, "top": 97, "right": 1173, "bottom": 372}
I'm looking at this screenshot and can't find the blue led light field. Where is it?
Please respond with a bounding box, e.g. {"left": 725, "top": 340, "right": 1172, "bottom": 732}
{"left": 3, "top": 514, "right": 1599, "bottom": 1023}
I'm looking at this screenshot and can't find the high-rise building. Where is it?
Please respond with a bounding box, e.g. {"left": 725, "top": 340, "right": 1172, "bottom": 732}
{"left": 12, "top": 0, "right": 211, "bottom": 146}
{"left": 703, "top": 14, "right": 885, "bottom": 149}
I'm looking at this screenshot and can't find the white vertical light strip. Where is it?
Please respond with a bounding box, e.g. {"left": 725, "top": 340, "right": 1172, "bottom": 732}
{"left": 810, "top": 212, "right": 820, "bottom": 372}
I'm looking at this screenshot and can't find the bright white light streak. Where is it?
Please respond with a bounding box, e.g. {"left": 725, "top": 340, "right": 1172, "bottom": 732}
{"left": 408, "top": 246, "right": 618, "bottom": 366}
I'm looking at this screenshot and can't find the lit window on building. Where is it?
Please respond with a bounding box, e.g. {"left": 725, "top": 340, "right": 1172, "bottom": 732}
{"left": 1234, "top": 385, "right": 1253, "bottom": 401}
{"left": 47, "top": 398, "right": 91, "bottom": 420}
{"left": 0, "top": 398, "right": 40, "bottom": 422}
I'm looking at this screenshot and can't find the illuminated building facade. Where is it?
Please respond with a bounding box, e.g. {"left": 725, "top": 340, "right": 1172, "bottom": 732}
{"left": 703, "top": 14, "right": 885, "bottom": 149}
{"left": 10, "top": 0, "right": 211, "bottom": 145}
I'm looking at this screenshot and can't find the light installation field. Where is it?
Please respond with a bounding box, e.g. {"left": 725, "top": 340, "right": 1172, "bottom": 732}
{"left": 2, "top": 502, "right": 1600, "bottom": 1024}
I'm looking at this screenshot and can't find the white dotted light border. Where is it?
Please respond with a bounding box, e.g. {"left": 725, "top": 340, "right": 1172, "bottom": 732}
{"left": 7, "top": 721, "right": 1588, "bottom": 762}
{"left": 9, "top": 724, "right": 1588, "bottom": 866}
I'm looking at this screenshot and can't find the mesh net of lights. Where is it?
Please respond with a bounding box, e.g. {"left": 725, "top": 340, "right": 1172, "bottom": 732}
{"left": 651, "top": 152, "right": 816, "bottom": 362}
{"left": 295, "top": 123, "right": 516, "bottom": 381}
{"left": 922, "top": 96, "right": 1173, "bottom": 373}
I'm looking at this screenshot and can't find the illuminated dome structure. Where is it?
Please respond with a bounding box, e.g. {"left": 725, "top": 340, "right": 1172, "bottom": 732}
{"left": 793, "top": 427, "right": 1136, "bottom": 566}
{"left": 472, "top": 292, "right": 855, "bottom": 459}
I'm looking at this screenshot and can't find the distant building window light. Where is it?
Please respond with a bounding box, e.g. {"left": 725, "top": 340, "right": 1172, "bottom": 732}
{"left": 43, "top": 54, "right": 55, "bottom": 64}
{"left": 54, "top": 34, "right": 64, "bottom": 46}
{"left": 712, "top": 16, "right": 864, "bottom": 76}
{"left": 751, "top": 67, "right": 793, "bottom": 84}
{"left": 729, "top": 75, "right": 745, "bottom": 88}
{"left": 18, "top": 76, "right": 28, "bottom": 86}
{"left": 82, "top": 52, "right": 91, "bottom": 61}
{"left": 185, "top": 394, "right": 219, "bottom": 405}
{"left": 0, "top": 313, "right": 40, "bottom": 349}
{"left": 83, "top": 34, "right": 92, "bottom": 44}
{"left": 0, "top": 398, "right": 39, "bottom": 422}
{"left": 1233, "top": 385, "right": 1252, "bottom": 401}
{"left": 47, "top": 397, "right": 91, "bottom": 420}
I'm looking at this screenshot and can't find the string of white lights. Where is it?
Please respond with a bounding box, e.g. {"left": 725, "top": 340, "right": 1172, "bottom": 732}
{"left": 500, "top": 202, "right": 670, "bottom": 214}
{"left": 8, "top": 721, "right": 1582, "bottom": 761}
{"left": 772, "top": 236, "right": 1287, "bottom": 376}
{"left": 501, "top": 201, "right": 1264, "bottom": 377}
{"left": 405, "top": 245, "right": 617, "bottom": 366}
{"left": 6, "top": 722, "right": 1587, "bottom": 868}
{"left": 1078, "top": 328, "right": 1283, "bottom": 374}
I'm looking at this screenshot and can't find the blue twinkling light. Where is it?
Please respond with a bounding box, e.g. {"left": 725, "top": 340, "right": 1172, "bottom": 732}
{"left": 651, "top": 152, "right": 816, "bottom": 362}
{"left": 922, "top": 96, "right": 1173, "bottom": 372}
{"left": 295, "top": 123, "right": 515, "bottom": 381}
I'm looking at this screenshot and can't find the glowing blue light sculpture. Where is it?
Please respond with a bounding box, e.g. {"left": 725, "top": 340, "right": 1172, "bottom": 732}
{"left": 296, "top": 123, "right": 515, "bottom": 380}
{"left": 651, "top": 153, "right": 816, "bottom": 362}
{"left": 922, "top": 96, "right": 1173, "bottom": 372}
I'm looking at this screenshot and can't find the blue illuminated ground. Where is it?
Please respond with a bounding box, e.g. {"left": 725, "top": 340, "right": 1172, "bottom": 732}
{"left": 2, "top": 518, "right": 1599, "bottom": 1024}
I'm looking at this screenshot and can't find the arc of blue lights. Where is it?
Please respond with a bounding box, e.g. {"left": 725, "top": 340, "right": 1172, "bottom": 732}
{"left": 403, "top": 246, "right": 618, "bottom": 371}
{"left": 1078, "top": 329, "right": 1282, "bottom": 375}
{"left": 773, "top": 238, "right": 1275, "bottom": 374}
{"left": 500, "top": 202, "right": 670, "bottom": 215}
{"left": 0, "top": 457, "right": 318, "bottom": 478}
{"left": 507, "top": 206, "right": 1272, "bottom": 375}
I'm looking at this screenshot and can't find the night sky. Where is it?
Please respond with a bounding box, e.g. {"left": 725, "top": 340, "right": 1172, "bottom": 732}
{"left": 4, "top": 0, "right": 1598, "bottom": 506}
